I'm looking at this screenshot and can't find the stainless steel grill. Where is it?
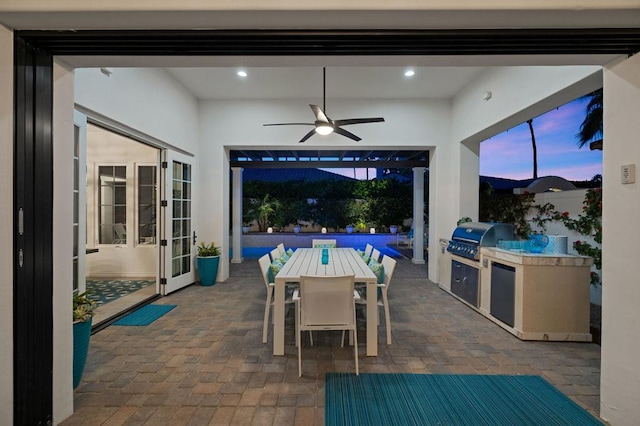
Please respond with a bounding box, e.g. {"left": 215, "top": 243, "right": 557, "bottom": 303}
{"left": 446, "top": 222, "right": 515, "bottom": 260}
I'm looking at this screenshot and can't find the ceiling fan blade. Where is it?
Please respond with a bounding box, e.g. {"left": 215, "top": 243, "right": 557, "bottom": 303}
{"left": 299, "top": 129, "right": 317, "bottom": 143}
{"left": 333, "top": 126, "right": 362, "bottom": 142}
{"left": 309, "top": 105, "right": 330, "bottom": 123}
{"left": 333, "top": 117, "right": 385, "bottom": 126}
{"left": 263, "top": 123, "right": 314, "bottom": 126}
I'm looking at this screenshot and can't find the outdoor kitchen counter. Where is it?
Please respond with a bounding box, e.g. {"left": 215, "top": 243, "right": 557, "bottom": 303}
{"left": 481, "top": 247, "right": 594, "bottom": 267}
{"left": 475, "top": 248, "right": 593, "bottom": 342}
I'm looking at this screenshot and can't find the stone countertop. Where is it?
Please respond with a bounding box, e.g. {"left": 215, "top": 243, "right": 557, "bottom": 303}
{"left": 481, "top": 247, "right": 594, "bottom": 267}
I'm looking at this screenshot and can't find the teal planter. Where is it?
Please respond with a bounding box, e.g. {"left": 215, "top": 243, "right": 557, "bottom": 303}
{"left": 197, "top": 255, "right": 220, "bottom": 286}
{"left": 73, "top": 317, "right": 92, "bottom": 388}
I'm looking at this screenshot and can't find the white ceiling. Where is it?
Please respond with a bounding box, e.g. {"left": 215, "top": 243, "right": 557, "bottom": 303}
{"left": 164, "top": 66, "right": 485, "bottom": 100}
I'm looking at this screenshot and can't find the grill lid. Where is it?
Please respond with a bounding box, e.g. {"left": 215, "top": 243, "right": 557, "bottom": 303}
{"left": 447, "top": 222, "right": 515, "bottom": 260}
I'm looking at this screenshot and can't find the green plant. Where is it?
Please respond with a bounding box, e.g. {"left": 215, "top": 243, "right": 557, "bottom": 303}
{"left": 73, "top": 291, "right": 97, "bottom": 323}
{"left": 457, "top": 217, "right": 472, "bottom": 226}
{"left": 197, "top": 241, "right": 221, "bottom": 257}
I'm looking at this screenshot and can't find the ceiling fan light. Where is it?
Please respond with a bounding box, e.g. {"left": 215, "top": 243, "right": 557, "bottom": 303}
{"left": 315, "top": 124, "right": 334, "bottom": 136}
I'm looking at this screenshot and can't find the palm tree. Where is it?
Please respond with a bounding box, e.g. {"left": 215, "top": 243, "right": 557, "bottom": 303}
{"left": 527, "top": 118, "right": 538, "bottom": 179}
{"left": 576, "top": 89, "right": 603, "bottom": 150}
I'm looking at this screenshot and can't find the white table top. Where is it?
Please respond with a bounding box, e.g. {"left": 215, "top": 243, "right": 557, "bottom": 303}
{"left": 275, "top": 248, "right": 377, "bottom": 283}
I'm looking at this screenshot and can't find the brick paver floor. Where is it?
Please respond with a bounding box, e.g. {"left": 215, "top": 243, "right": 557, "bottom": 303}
{"left": 63, "top": 257, "right": 602, "bottom": 425}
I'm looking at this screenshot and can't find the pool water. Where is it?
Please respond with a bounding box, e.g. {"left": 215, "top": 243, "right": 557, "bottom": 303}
{"left": 230, "top": 246, "right": 403, "bottom": 259}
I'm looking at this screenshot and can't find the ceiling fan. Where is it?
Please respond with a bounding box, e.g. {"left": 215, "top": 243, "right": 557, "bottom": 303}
{"left": 263, "top": 67, "right": 385, "bottom": 143}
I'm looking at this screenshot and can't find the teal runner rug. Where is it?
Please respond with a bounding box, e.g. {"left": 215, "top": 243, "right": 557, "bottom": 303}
{"left": 325, "top": 373, "right": 603, "bottom": 426}
{"left": 113, "top": 304, "right": 176, "bottom": 326}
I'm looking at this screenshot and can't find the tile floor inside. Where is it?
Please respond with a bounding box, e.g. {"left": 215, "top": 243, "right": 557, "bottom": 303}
{"left": 63, "top": 257, "right": 602, "bottom": 425}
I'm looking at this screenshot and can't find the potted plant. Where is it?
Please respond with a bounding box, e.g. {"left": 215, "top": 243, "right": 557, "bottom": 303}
{"left": 73, "top": 291, "right": 97, "bottom": 388}
{"left": 293, "top": 223, "right": 302, "bottom": 233}
{"left": 389, "top": 225, "right": 398, "bottom": 234}
{"left": 196, "top": 241, "right": 221, "bottom": 286}
{"left": 242, "top": 222, "right": 251, "bottom": 233}
{"left": 346, "top": 224, "right": 355, "bottom": 234}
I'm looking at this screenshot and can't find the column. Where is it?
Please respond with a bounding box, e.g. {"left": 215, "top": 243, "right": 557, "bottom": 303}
{"left": 231, "top": 167, "right": 243, "bottom": 263}
{"left": 412, "top": 167, "right": 425, "bottom": 264}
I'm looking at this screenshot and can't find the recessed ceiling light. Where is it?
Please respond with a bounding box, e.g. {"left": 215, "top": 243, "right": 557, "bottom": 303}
{"left": 404, "top": 70, "right": 415, "bottom": 77}
{"left": 237, "top": 70, "right": 248, "bottom": 78}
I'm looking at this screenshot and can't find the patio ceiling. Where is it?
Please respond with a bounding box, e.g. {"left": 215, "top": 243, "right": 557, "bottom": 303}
{"left": 229, "top": 149, "right": 429, "bottom": 168}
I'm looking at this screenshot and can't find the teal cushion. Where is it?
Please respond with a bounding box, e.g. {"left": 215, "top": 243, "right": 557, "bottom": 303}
{"left": 286, "top": 248, "right": 294, "bottom": 256}
{"left": 267, "top": 259, "right": 284, "bottom": 283}
{"left": 280, "top": 253, "right": 290, "bottom": 263}
{"left": 356, "top": 249, "right": 365, "bottom": 257}
{"left": 368, "top": 259, "right": 385, "bottom": 284}
{"left": 315, "top": 243, "right": 336, "bottom": 248}
{"left": 407, "top": 229, "right": 414, "bottom": 238}
{"left": 361, "top": 254, "right": 371, "bottom": 264}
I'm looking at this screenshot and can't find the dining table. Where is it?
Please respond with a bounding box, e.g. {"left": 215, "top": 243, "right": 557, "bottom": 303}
{"left": 273, "top": 247, "right": 380, "bottom": 356}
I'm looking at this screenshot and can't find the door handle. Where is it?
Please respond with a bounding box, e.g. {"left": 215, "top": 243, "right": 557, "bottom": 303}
{"left": 193, "top": 231, "right": 197, "bottom": 245}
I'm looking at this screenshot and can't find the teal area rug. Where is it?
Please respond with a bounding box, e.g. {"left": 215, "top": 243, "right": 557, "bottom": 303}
{"left": 113, "top": 304, "right": 176, "bottom": 326}
{"left": 86, "top": 279, "right": 154, "bottom": 307}
{"left": 325, "top": 373, "right": 603, "bottom": 426}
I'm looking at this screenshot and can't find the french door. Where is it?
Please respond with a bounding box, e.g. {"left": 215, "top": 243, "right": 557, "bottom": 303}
{"left": 73, "top": 111, "right": 88, "bottom": 295}
{"left": 161, "top": 150, "right": 197, "bottom": 294}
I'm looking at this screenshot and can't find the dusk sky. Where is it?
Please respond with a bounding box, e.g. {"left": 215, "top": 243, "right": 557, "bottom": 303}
{"left": 479, "top": 97, "right": 602, "bottom": 181}
{"left": 324, "top": 96, "right": 602, "bottom": 181}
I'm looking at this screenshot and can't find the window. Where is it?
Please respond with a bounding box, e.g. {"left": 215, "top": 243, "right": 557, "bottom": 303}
{"left": 98, "top": 165, "right": 127, "bottom": 244}
{"left": 138, "top": 165, "right": 157, "bottom": 244}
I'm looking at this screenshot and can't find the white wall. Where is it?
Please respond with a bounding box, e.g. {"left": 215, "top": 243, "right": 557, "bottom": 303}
{"left": 432, "top": 66, "right": 604, "bottom": 284}
{"left": 0, "top": 23, "right": 14, "bottom": 426}
{"left": 75, "top": 68, "right": 199, "bottom": 155}
{"left": 197, "top": 97, "right": 451, "bottom": 281}
{"left": 600, "top": 53, "right": 640, "bottom": 426}
{"left": 52, "top": 59, "right": 76, "bottom": 424}
{"left": 86, "top": 124, "right": 158, "bottom": 279}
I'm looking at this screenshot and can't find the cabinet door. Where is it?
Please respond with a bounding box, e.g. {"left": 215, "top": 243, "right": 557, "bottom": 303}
{"left": 462, "top": 264, "right": 479, "bottom": 307}
{"left": 451, "top": 260, "right": 464, "bottom": 298}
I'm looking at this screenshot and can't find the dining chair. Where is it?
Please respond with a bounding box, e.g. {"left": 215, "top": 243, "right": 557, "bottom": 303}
{"left": 356, "top": 255, "right": 397, "bottom": 345}
{"left": 297, "top": 274, "right": 359, "bottom": 377}
{"left": 258, "top": 254, "right": 298, "bottom": 344}
{"left": 270, "top": 247, "right": 282, "bottom": 262}
{"left": 276, "top": 243, "right": 286, "bottom": 257}
{"left": 370, "top": 248, "right": 381, "bottom": 262}
{"left": 364, "top": 243, "right": 374, "bottom": 257}
{"left": 312, "top": 239, "right": 337, "bottom": 248}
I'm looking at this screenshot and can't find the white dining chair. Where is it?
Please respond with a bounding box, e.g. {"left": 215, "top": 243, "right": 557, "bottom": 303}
{"left": 270, "top": 247, "right": 281, "bottom": 262}
{"left": 276, "top": 243, "right": 286, "bottom": 257}
{"left": 297, "top": 274, "right": 359, "bottom": 377}
{"left": 364, "top": 243, "right": 374, "bottom": 257}
{"left": 258, "top": 254, "right": 298, "bottom": 344}
{"left": 356, "top": 255, "right": 397, "bottom": 345}
{"left": 370, "top": 248, "right": 381, "bottom": 262}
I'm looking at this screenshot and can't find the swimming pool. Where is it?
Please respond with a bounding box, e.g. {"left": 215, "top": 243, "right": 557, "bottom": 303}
{"left": 230, "top": 246, "right": 403, "bottom": 259}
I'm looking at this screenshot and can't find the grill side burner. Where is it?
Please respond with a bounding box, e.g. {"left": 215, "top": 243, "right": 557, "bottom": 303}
{"left": 447, "top": 222, "right": 515, "bottom": 260}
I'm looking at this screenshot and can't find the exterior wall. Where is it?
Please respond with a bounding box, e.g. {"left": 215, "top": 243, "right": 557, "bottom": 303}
{"left": 52, "top": 59, "right": 75, "bottom": 424}
{"left": 74, "top": 68, "right": 199, "bottom": 155}
{"left": 600, "top": 53, "right": 640, "bottom": 426}
{"left": 198, "top": 98, "right": 450, "bottom": 281}
{"left": 85, "top": 124, "right": 158, "bottom": 279}
{"left": 0, "top": 23, "right": 13, "bottom": 426}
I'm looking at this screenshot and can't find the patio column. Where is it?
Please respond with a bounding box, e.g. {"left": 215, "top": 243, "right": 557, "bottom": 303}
{"left": 231, "top": 167, "right": 243, "bottom": 263}
{"left": 412, "top": 167, "right": 426, "bottom": 264}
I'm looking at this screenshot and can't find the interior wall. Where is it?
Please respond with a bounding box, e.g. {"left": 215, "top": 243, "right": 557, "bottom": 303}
{"left": 600, "top": 53, "right": 640, "bottom": 426}
{"left": 86, "top": 124, "right": 158, "bottom": 279}
{"left": 0, "top": 23, "right": 14, "bottom": 426}
{"left": 52, "top": 59, "right": 75, "bottom": 424}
